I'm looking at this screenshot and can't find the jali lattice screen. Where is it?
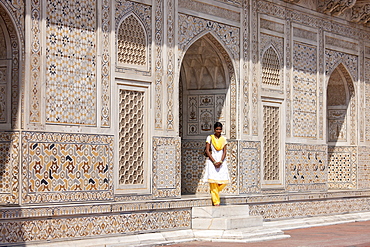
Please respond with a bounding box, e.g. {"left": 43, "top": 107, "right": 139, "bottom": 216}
{"left": 118, "top": 90, "right": 145, "bottom": 185}
{"left": 263, "top": 105, "right": 280, "bottom": 181}
{"left": 117, "top": 15, "right": 147, "bottom": 66}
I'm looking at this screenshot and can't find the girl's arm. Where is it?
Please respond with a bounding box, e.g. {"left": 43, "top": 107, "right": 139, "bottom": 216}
{"left": 221, "top": 144, "right": 227, "bottom": 163}
{"left": 206, "top": 142, "right": 216, "bottom": 164}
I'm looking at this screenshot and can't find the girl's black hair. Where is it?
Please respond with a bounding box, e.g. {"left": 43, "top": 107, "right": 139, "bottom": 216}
{"left": 214, "top": 122, "right": 223, "bottom": 129}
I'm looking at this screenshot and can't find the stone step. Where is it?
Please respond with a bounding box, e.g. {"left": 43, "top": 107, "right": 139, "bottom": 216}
{"left": 193, "top": 227, "right": 290, "bottom": 242}
{"left": 192, "top": 215, "right": 263, "bottom": 230}
{"left": 192, "top": 205, "right": 250, "bottom": 218}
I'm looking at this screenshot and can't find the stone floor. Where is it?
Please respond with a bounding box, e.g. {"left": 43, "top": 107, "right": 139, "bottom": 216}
{"left": 168, "top": 220, "right": 370, "bottom": 247}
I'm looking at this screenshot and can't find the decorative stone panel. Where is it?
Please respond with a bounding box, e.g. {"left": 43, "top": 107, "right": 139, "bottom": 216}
{"left": 0, "top": 132, "right": 19, "bottom": 204}
{"left": 358, "top": 146, "right": 370, "bottom": 189}
{"left": 21, "top": 132, "right": 114, "bottom": 204}
{"left": 239, "top": 141, "right": 261, "bottom": 194}
{"left": 101, "top": 0, "right": 111, "bottom": 127}
{"left": 45, "top": 0, "right": 97, "bottom": 125}
{"left": 249, "top": 197, "right": 370, "bottom": 220}
{"left": 365, "top": 58, "right": 370, "bottom": 142}
{"left": 328, "top": 146, "right": 357, "bottom": 189}
{"left": 180, "top": 140, "right": 207, "bottom": 194}
{"left": 260, "top": 19, "right": 284, "bottom": 34}
{"left": 178, "top": 0, "right": 240, "bottom": 23}
{"left": 0, "top": 209, "right": 191, "bottom": 244}
{"left": 185, "top": 95, "right": 226, "bottom": 137}
{"left": 286, "top": 144, "right": 327, "bottom": 192}
{"left": 153, "top": 137, "right": 181, "bottom": 198}
{"left": 293, "top": 42, "right": 318, "bottom": 138}
{"left": 155, "top": 0, "right": 164, "bottom": 129}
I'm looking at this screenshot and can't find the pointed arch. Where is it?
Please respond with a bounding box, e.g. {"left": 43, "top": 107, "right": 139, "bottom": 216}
{"left": 179, "top": 31, "right": 237, "bottom": 77}
{"left": 327, "top": 63, "right": 357, "bottom": 190}
{"left": 261, "top": 45, "right": 281, "bottom": 87}
{"left": 181, "top": 35, "right": 229, "bottom": 90}
{"left": 180, "top": 32, "right": 237, "bottom": 139}
{"left": 326, "top": 63, "right": 355, "bottom": 143}
{"left": 0, "top": 3, "right": 21, "bottom": 129}
{"left": 117, "top": 13, "right": 148, "bottom": 68}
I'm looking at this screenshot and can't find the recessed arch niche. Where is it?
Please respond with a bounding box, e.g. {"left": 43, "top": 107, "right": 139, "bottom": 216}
{"left": 179, "top": 33, "right": 236, "bottom": 195}
{"left": 326, "top": 63, "right": 355, "bottom": 144}
{"left": 327, "top": 63, "right": 357, "bottom": 190}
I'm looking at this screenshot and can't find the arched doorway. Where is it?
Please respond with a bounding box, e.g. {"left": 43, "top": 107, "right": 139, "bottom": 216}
{"left": 179, "top": 33, "right": 234, "bottom": 195}
{"left": 0, "top": 4, "right": 23, "bottom": 130}
{"left": 0, "top": 8, "right": 12, "bottom": 129}
{"left": 327, "top": 63, "right": 357, "bottom": 190}
{"left": 0, "top": 3, "right": 21, "bottom": 205}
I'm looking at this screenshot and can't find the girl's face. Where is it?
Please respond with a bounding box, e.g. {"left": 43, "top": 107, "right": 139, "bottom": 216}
{"left": 214, "top": 126, "right": 222, "bottom": 136}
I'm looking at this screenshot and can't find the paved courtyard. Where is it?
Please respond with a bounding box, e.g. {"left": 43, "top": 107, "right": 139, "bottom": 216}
{"left": 167, "top": 220, "right": 370, "bottom": 247}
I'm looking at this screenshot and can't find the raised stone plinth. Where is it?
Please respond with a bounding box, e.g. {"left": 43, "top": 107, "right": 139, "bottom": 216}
{"left": 192, "top": 205, "right": 263, "bottom": 230}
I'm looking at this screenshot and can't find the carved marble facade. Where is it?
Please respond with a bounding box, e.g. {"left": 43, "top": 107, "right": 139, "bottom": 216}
{"left": 0, "top": 0, "right": 370, "bottom": 245}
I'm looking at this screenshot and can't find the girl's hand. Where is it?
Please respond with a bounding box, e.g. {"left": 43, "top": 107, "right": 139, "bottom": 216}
{"left": 214, "top": 162, "right": 222, "bottom": 168}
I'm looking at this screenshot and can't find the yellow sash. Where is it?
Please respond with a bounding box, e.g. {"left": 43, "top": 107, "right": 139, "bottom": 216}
{"left": 210, "top": 135, "right": 226, "bottom": 151}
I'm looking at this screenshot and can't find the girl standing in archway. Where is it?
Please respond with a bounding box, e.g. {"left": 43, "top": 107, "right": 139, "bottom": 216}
{"left": 203, "top": 122, "right": 230, "bottom": 206}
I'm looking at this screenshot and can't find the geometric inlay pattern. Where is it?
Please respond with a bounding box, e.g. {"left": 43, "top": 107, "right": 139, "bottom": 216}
{"left": 292, "top": 42, "right": 317, "bottom": 138}
{"left": 328, "top": 146, "right": 357, "bottom": 190}
{"left": 0, "top": 209, "right": 190, "bottom": 244}
{"left": 117, "top": 15, "right": 146, "bottom": 66}
{"left": 180, "top": 140, "right": 208, "bottom": 195}
{"left": 286, "top": 143, "right": 327, "bottom": 192}
{"left": 0, "top": 132, "right": 19, "bottom": 204}
{"left": 180, "top": 140, "right": 238, "bottom": 195}
{"left": 156, "top": 146, "right": 176, "bottom": 189}
{"left": 249, "top": 197, "right": 370, "bottom": 220}
{"left": 118, "top": 90, "right": 144, "bottom": 185}
{"left": 263, "top": 105, "right": 280, "bottom": 181}
{"left": 45, "top": 0, "right": 97, "bottom": 125}
{"left": 239, "top": 141, "right": 261, "bottom": 194}
{"left": 358, "top": 146, "right": 370, "bottom": 189}
{"left": 153, "top": 137, "right": 181, "bottom": 198}
{"left": 21, "top": 132, "right": 113, "bottom": 204}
